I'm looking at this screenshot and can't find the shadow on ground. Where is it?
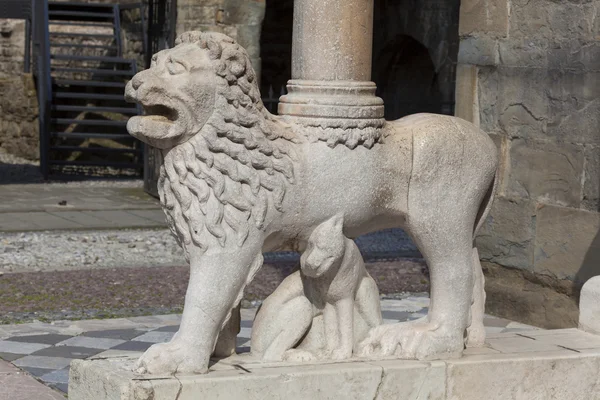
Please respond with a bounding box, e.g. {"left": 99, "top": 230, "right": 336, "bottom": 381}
{"left": 0, "top": 161, "right": 43, "bottom": 185}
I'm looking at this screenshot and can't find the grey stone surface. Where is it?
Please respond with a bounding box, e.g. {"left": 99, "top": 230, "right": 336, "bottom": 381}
{"left": 4, "top": 335, "right": 72, "bottom": 345}
{"left": 68, "top": 329, "right": 600, "bottom": 400}
{"left": 506, "top": 139, "right": 584, "bottom": 208}
{"left": 0, "top": 184, "right": 158, "bottom": 213}
{"left": 458, "top": 0, "right": 509, "bottom": 38}
{"left": 533, "top": 204, "right": 600, "bottom": 280}
{"left": 458, "top": 36, "right": 499, "bottom": 66}
{"left": 82, "top": 329, "right": 146, "bottom": 341}
{"left": 13, "top": 356, "right": 72, "bottom": 370}
{"left": 40, "top": 368, "right": 70, "bottom": 384}
{"left": 0, "top": 74, "right": 39, "bottom": 161}
{"left": 0, "top": 341, "right": 51, "bottom": 355}
{"left": 582, "top": 145, "right": 600, "bottom": 211}
{"left": 0, "top": 362, "right": 65, "bottom": 400}
{"left": 31, "top": 346, "right": 104, "bottom": 360}
{"left": 56, "top": 337, "right": 126, "bottom": 350}
{"left": 476, "top": 197, "right": 536, "bottom": 270}
{"left": 0, "top": 298, "right": 528, "bottom": 395}
{"left": 131, "top": 332, "right": 174, "bottom": 344}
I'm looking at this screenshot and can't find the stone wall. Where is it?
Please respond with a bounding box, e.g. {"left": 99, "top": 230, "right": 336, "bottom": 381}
{"left": 0, "top": 20, "right": 38, "bottom": 160}
{"left": 176, "top": 0, "right": 265, "bottom": 79}
{"left": 0, "top": 74, "right": 39, "bottom": 160}
{"left": 456, "top": 0, "right": 600, "bottom": 327}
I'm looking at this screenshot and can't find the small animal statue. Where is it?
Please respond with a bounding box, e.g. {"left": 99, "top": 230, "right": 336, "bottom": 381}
{"left": 125, "top": 31, "right": 497, "bottom": 374}
{"left": 251, "top": 214, "right": 382, "bottom": 361}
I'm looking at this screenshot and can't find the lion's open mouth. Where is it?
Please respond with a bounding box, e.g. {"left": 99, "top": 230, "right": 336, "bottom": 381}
{"left": 142, "top": 104, "right": 178, "bottom": 124}
{"left": 127, "top": 102, "right": 183, "bottom": 148}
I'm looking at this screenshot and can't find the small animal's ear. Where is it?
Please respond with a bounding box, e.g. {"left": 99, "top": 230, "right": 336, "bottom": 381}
{"left": 329, "top": 213, "right": 344, "bottom": 233}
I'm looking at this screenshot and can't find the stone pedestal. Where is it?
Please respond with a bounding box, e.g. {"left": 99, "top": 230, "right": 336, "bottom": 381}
{"left": 580, "top": 276, "right": 600, "bottom": 335}
{"left": 69, "top": 329, "right": 600, "bottom": 400}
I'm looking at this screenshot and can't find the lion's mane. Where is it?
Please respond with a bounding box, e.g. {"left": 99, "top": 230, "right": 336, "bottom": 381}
{"left": 158, "top": 31, "right": 297, "bottom": 257}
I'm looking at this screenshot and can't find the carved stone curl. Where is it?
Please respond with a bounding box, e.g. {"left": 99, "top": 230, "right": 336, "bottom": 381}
{"left": 125, "top": 31, "right": 497, "bottom": 375}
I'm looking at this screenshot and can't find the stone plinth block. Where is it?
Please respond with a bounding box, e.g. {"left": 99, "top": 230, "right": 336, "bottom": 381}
{"left": 70, "top": 329, "right": 600, "bottom": 400}
{"left": 580, "top": 276, "right": 600, "bottom": 335}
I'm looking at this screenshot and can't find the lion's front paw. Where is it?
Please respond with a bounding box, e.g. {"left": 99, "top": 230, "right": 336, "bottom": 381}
{"left": 329, "top": 347, "right": 352, "bottom": 360}
{"left": 135, "top": 340, "right": 208, "bottom": 375}
{"left": 358, "top": 320, "right": 464, "bottom": 360}
{"left": 283, "top": 349, "right": 317, "bottom": 363}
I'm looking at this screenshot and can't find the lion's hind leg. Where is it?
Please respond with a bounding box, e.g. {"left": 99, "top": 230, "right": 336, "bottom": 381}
{"left": 466, "top": 247, "right": 486, "bottom": 347}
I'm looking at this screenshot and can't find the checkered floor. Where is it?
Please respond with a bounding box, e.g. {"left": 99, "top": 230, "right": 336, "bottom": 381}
{"left": 0, "top": 296, "right": 537, "bottom": 395}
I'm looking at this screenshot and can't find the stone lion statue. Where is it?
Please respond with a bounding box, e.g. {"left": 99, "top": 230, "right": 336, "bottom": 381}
{"left": 125, "top": 31, "right": 497, "bottom": 374}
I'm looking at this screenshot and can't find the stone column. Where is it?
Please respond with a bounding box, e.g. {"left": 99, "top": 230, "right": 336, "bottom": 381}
{"left": 278, "top": 0, "right": 384, "bottom": 126}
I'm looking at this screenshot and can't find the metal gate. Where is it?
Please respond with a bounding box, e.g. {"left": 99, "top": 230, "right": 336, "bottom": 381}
{"left": 145, "top": 0, "right": 177, "bottom": 68}
{"left": 144, "top": 0, "right": 177, "bottom": 196}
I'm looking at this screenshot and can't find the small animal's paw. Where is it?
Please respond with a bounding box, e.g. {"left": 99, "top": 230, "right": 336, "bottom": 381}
{"left": 135, "top": 339, "right": 208, "bottom": 375}
{"left": 283, "top": 349, "right": 317, "bottom": 363}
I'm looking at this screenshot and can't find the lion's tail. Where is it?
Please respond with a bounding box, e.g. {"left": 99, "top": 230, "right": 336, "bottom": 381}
{"left": 473, "top": 167, "right": 498, "bottom": 240}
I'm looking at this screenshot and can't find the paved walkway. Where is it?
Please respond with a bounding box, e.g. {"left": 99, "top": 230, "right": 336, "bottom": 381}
{"left": 0, "top": 296, "right": 540, "bottom": 397}
{"left": 0, "top": 184, "right": 164, "bottom": 232}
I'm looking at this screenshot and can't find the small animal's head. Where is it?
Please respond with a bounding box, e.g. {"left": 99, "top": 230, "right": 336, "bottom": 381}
{"left": 124, "top": 31, "right": 259, "bottom": 149}
{"left": 301, "top": 215, "right": 346, "bottom": 278}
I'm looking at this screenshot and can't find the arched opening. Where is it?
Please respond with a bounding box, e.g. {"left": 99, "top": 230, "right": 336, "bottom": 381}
{"left": 259, "top": 0, "right": 294, "bottom": 114}
{"left": 372, "top": 35, "right": 443, "bottom": 120}
{"left": 372, "top": 0, "right": 461, "bottom": 120}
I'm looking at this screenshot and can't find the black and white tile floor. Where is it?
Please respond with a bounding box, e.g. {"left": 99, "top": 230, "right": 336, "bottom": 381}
{"left": 0, "top": 296, "right": 538, "bottom": 395}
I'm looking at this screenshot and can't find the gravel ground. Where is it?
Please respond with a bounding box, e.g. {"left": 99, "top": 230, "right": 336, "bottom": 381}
{"left": 0, "top": 259, "right": 428, "bottom": 324}
{"left": 0, "top": 227, "right": 419, "bottom": 273}
{"left": 0, "top": 229, "right": 185, "bottom": 272}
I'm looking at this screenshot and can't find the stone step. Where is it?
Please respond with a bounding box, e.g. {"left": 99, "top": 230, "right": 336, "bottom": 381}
{"left": 69, "top": 328, "right": 600, "bottom": 400}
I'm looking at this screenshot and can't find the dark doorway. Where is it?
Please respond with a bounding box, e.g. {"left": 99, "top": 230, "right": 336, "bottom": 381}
{"left": 372, "top": 0, "right": 461, "bottom": 120}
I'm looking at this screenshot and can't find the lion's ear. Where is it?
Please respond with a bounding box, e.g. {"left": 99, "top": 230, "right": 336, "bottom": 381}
{"left": 175, "top": 31, "right": 203, "bottom": 46}
{"left": 223, "top": 47, "right": 247, "bottom": 78}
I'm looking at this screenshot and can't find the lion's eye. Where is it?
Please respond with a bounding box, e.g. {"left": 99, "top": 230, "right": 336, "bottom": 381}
{"left": 167, "top": 59, "right": 186, "bottom": 75}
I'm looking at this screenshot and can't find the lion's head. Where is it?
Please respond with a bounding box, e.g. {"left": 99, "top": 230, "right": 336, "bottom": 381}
{"left": 126, "top": 31, "right": 297, "bottom": 256}
{"left": 126, "top": 31, "right": 256, "bottom": 149}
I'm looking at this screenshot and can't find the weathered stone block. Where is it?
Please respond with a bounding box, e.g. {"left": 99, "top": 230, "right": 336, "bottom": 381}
{"left": 580, "top": 276, "right": 600, "bottom": 335}
{"left": 446, "top": 350, "right": 600, "bottom": 400}
{"left": 0, "top": 74, "right": 39, "bottom": 160}
{"left": 483, "top": 261, "right": 579, "bottom": 329}
{"left": 489, "top": 67, "right": 549, "bottom": 141}
{"left": 458, "top": 36, "right": 499, "bottom": 66}
{"left": 455, "top": 64, "right": 480, "bottom": 125}
{"left": 222, "top": 0, "right": 266, "bottom": 26}
{"left": 235, "top": 24, "right": 262, "bottom": 59}
{"left": 546, "top": 75, "right": 600, "bottom": 146}
{"left": 477, "top": 66, "right": 500, "bottom": 134}
{"left": 583, "top": 146, "right": 600, "bottom": 212}
{"left": 534, "top": 204, "right": 600, "bottom": 282}
{"left": 177, "top": 5, "right": 217, "bottom": 25}
{"left": 506, "top": 139, "right": 584, "bottom": 207}
{"left": 69, "top": 335, "right": 600, "bottom": 400}
{"left": 459, "top": 0, "right": 509, "bottom": 38}
{"left": 548, "top": 41, "right": 600, "bottom": 72}
{"left": 497, "top": 37, "right": 549, "bottom": 68}
{"left": 476, "top": 196, "right": 536, "bottom": 270}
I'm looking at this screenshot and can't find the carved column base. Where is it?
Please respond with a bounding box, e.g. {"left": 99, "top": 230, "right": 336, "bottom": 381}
{"left": 278, "top": 80, "right": 385, "bottom": 128}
